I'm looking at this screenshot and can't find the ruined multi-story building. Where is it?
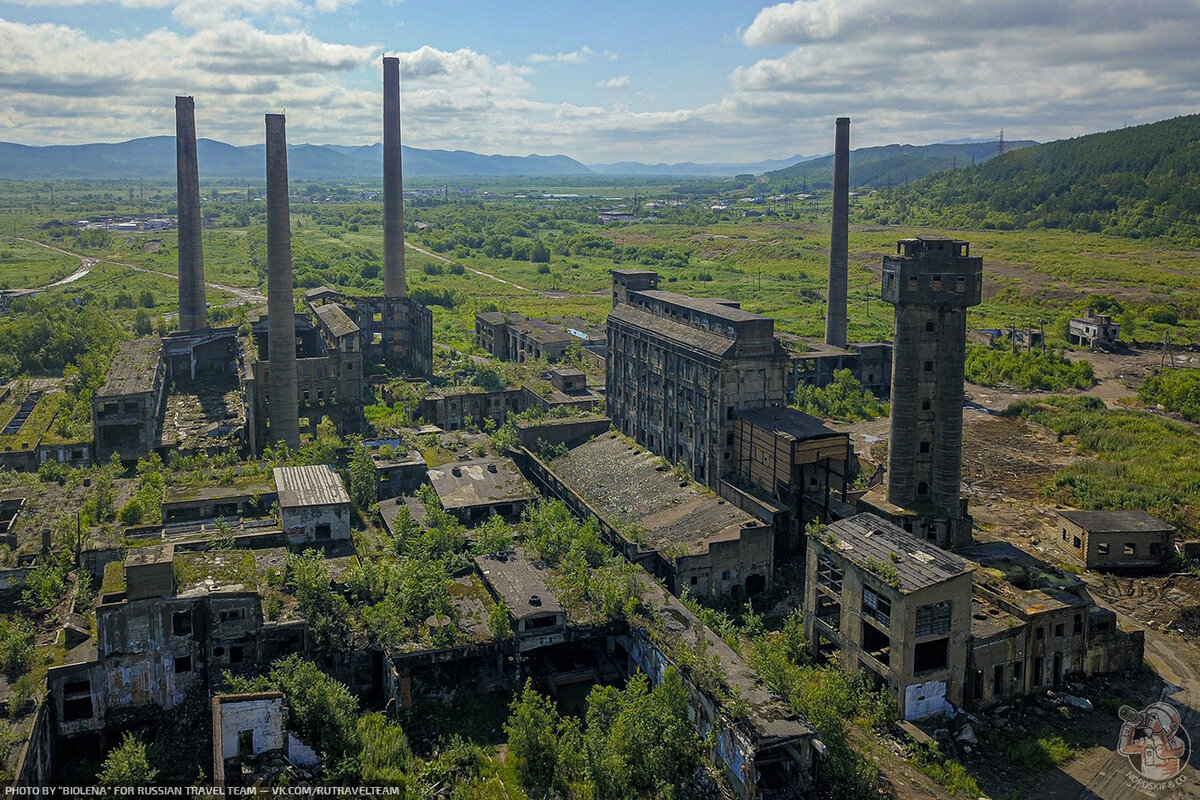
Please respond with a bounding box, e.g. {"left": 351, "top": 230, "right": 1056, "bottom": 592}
{"left": 474, "top": 312, "right": 603, "bottom": 363}
{"left": 93, "top": 338, "right": 166, "bottom": 463}
{"left": 605, "top": 269, "right": 789, "bottom": 487}
{"left": 1068, "top": 309, "right": 1120, "bottom": 348}
{"left": 806, "top": 517, "right": 1145, "bottom": 719}
{"left": 806, "top": 513, "right": 974, "bottom": 721}
{"left": 862, "top": 236, "right": 983, "bottom": 549}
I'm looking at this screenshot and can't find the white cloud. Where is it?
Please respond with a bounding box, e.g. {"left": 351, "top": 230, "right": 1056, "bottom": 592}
{"left": 597, "top": 75, "right": 630, "bottom": 89}
{"left": 527, "top": 45, "right": 595, "bottom": 64}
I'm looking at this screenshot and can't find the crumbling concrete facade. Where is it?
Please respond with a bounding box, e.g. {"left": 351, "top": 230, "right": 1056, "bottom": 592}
{"left": 606, "top": 269, "right": 789, "bottom": 488}
{"left": 93, "top": 338, "right": 165, "bottom": 463}
{"left": 1068, "top": 309, "right": 1120, "bottom": 348}
{"left": 274, "top": 465, "right": 351, "bottom": 544}
{"left": 805, "top": 514, "right": 974, "bottom": 721}
{"left": 874, "top": 236, "right": 982, "bottom": 549}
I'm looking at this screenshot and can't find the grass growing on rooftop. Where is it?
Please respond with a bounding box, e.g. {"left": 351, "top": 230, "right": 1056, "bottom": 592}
{"left": 172, "top": 550, "right": 258, "bottom": 592}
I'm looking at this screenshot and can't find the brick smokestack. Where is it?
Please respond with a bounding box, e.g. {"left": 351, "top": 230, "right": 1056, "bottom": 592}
{"left": 825, "top": 116, "right": 850, "bottom": 348}
{"left": 176, "top": 96, "right": 207, "bottom": 331}
{"left": 265, "top": 114, "right": 300, "bottom": 450}
{"left": 383, "top": 56, "right": 406, "bottom": 298}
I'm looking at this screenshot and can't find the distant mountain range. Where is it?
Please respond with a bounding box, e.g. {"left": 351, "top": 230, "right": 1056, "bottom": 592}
{"left": 764, "top": 140, "right": 1038, "bottom": 190}
{"left": 588, "top": 155, "right": 818, "bottom": 176}
{"left": 0, "top": 137, "right": 593, "bottom": 180}
{"left": 0, "top": 136, "right": 1038, "bottom": 182}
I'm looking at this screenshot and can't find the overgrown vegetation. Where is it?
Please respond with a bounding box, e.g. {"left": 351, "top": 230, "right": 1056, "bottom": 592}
{"left": 965, "top": 343, "right": 1095, "bottom": 390}
{"left": 792, "top": 369, "right": 887, "bottom": 422}
{"left": 1005, "top": 395, "right": 1200, "bottom": 536}
{"left": 1137, "top": 367, "right": 1200, "bottom": 423}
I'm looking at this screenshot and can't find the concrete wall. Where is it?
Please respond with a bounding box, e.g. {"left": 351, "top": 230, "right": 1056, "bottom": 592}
{"left": 280, "top": 502, "right": 350, "bottom": 544}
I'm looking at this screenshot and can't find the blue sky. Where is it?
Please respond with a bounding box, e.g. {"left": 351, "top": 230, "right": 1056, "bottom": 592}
{"left": 1, "top": 0, "right": 1199, "bottom": 164}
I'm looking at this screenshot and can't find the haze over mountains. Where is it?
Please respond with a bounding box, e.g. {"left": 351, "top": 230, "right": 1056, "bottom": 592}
{"left": 0, "top": 136, "right": 1032, "bottom": 182}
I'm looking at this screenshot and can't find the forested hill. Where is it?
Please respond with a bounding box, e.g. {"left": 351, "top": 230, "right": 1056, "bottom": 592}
{"left": 764, "top": 140, "right": 1037, "bottom": 190}
{"left": 863, "top": 114, "right": 1200, "bottom": 239}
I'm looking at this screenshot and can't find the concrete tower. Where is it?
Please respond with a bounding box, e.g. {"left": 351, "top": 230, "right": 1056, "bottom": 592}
{"left": 265, "top": 114, "right": 301, "bottom": 450}
{"left": 382, "top": 56, "right": 406, "bottom": 298}
{"left": 175, "top": 96, "right": 207, "bottom": 331}
{"left": 880, "top": 236, "right": 982, "bottom": 549}
{"left": 824, "top": 117, "right": 850, "bottom": 348}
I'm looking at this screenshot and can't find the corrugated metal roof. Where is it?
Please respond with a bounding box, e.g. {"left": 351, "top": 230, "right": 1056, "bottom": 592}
{"left": 273, "top": 464, "right": 350, "bottom": 508}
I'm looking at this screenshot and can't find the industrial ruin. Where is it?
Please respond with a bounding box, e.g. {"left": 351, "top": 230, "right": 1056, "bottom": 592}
{"left": 0, "top": 102, "right": 1171, "bottom": 798}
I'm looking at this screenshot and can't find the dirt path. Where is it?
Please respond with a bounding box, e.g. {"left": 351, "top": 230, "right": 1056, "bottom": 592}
{"left": 14, "top": 237, "right": 99, "bottom": 286}
{"left": 405, "top": 241, "right": 607, "bottom": 300}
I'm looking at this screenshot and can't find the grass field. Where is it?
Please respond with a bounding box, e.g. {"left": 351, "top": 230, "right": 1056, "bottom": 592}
{"left": 0, "top": 238, "right": 81, "bottom": 289}
{"left": 4, "top": 190, "right": 1198, "bottom": 353}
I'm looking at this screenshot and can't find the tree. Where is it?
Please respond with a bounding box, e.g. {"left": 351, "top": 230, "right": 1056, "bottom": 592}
{"left": 505, "top": 680, "right": 560, "bottom": 793}
{"left": 97, "top": 732, "right": 157, "bottom": 786}
{"left": 531, "top": 239, "right": 551, "bottom": 263}
{"left": 348, "top": 441, "right": 378, "bottom": 510}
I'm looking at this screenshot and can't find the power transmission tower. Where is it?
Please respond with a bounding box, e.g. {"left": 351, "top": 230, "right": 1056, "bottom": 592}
{"left": 997, "top": 128, "right": 1005, "bottom": 157}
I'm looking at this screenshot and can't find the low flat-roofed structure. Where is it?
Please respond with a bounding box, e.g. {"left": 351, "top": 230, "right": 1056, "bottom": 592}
{"left": 818, "top": 513, "right": 971, "bottom": 594}
{"left": 161, "top": 481, "right": 275, "bottom": 523}
{"left": 540, "top": 433, "right": 773, "bottom": 596}
{"left": 474, "top": 551, "right": 565, "bottom": 635}
{"left": 273, "top": 465, "right": 351, "bottom": 544}
{"left": 93, "top": 338, "right": 166, "bottom": 463}
{"left": 1054, "top": 509, "right": 1175, "bottom": 569}
{"left": 372, "top": 449, "right": 428, "bottom": 499}
{"left": 124, "top": 543, "right": 175, "bottom": 601}
{"left": 427, "top": 457, "right": 537, "bottom": 522}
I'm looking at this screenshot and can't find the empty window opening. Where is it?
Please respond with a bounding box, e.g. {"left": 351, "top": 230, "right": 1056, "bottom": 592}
{"left": 993, "top": 664, "right": 1005, "bottom": 696}
{"left": 861, "top": 621, "right": 891, "bottom": 666}
{"left": 175, "top": 655, "right": 192, "bottom": 673}
{"left": 237, "top": 730, "right": 254, "bottom": 758}
{"left": 62, "top": 696, "right": 94, "bottom": 722}
{"left": 1097, "top": 542, "right": 1109, "bottom": 555}
{"left": 173, "top": 611, "right": 192, "bottom": 637}
{"left": 914, "top": 638, "right": 949, "bottom": 673}
{"left": 316, "top": 523, "right": 332, "bottom": 541}
{"left": 919, "top": 441, "right": 930, "bottom": 454}
{"left": 230, "top": 645, "right": 245, "bottom": 664}
{"left": 1124, "top": 542, "right": 1136, "bottom": 555}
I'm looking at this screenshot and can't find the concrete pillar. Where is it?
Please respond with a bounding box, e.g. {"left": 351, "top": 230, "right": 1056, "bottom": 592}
{"left": 175, "top": 96, "right": 207, "bottom": 331}
{"left": 825, "top": 117, "right": 850, "bottom": 348}
{"left": 265, "top": 114, "right": 301, "bottom": 450}
{"left": 383, "top": 56, "right": 406, "bottom": 299}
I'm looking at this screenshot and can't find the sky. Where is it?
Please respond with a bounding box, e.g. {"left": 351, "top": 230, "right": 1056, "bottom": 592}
{"left": 1, "top": 0, "right": 1199, "bottom": 165}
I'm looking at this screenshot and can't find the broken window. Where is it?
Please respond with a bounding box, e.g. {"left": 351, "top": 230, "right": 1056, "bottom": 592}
{"left": 220, "top": 609, "right": 245, "bottom": 623}
{"left": 1097, "top": 542, "right": 1109, "bottom": 555}
{"left": 1035, "top": 626, "right": 1045, "bottom": 641}
{"left": 861, "top": 620, "right": 890, "bottom": 665}
{"left": 237, "top": 730, "right": 254, "bottom": 758}
{"left": 1150, "top": 542, "right": 1163, "bottom": 555}
{"left": 817, "top": 554, "right": 843, "bottom": 594}
{"left": 1032, "top": 657, "right": 1043, "bottom": 687}
{"left": 62, "top": 697, "right": 94, "bottom": 722}
{"left": 923, "top": 361, "right": 934, "bottom": 372}
{"left": 1013, "top": 659, "right": 1024, "bottom": 685}
{"left": 993, "top": 664, "right": 1004, "bottom": 696}
{"left": 1073, "top": 614, "right": 1083, "bottom": 635}
{"left": 924, "top": 319, "right": 936, "bottom": 332}
{"left": 1073, "top": 536, "right": 1081, "bottom": 549}
{"left": 921, "top": 399, "right": 931, "bottom": 411}
{"left": 816, "top": 592, "right": 841, "bottom": 630}
{"left": 915, "top": 601, "right": 952, "bottom": 636}
{"left": 919, "top": 441, "right": 930, "bottom": 454}
{"left": 1054, "top": 623, "right": 1065, "bottom": 637}
{"left": 173, "top": 611, "right": 192, "bottom": 637}
{"left": 175, "top": 655, "right": 192, "bottom": 673}
{"left": 862, "top": 587, "right": 891, "bottom": 628}
{"left": 1124, "top": 542, "right": 1136, "bottom": 555}
{"left": 231, "top": 645, "right": 245, "bottom": 663}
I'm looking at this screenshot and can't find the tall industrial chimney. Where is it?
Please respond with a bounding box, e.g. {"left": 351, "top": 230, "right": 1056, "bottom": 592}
{"left": 825, "top": 116, "right": 850, "bottom": 348}
{"left": 382, "top": 56, "right": 406, "bottom": 298}
{"left": 176, "top": 96, "right": 207, "bottom": 331}
{"left": 265, "top": 113, "right": 300, "bottom": 450}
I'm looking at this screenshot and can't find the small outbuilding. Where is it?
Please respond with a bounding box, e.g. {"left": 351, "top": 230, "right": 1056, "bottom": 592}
{"left": 273, "top": 465, "right": 351, "bottom": 544}
{"left": 426, "top": 457, "right": 537, "bottom": 522}
{"left": 1055, "top": 510, "right": 1175, "bottom": 570}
